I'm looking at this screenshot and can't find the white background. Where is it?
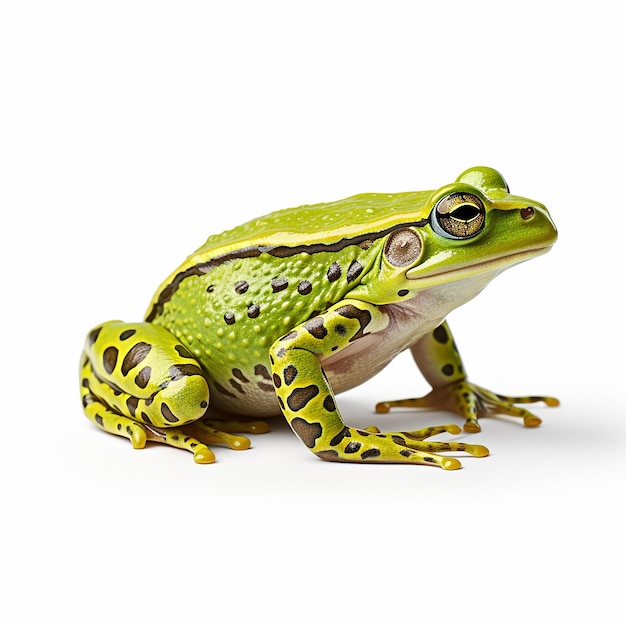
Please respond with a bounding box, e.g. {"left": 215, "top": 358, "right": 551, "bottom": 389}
{"left": 1, "top": 2, "right": 624, "bottom": 625}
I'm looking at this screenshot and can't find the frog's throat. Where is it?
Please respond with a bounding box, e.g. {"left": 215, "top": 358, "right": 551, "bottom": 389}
{"left": 405, "top": 246, "right": 552, "bottom": 287}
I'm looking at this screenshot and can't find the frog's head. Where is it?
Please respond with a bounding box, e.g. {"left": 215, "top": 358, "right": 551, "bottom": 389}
{"left": 360, "top": 166, "right": 557, "bottom": 304}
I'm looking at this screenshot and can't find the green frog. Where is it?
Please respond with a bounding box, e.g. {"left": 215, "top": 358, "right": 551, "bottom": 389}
{"left": 80, "top": 166, "right": 558, "bottom": 469}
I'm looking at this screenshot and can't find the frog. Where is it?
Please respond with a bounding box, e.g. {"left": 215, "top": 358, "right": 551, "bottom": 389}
{"left": 80, "top": 166, "right": 558, "bottom": 470}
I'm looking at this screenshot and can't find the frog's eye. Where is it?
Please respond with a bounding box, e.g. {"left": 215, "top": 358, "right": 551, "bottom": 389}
{"left": 431, "top": 193, "right": 485, "bottom": 240}
{"left": 384, "top": 228, "right": 423, "bottom": 266}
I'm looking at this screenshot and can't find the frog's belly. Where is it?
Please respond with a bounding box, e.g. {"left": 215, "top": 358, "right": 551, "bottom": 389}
{"left": 208, "top": 309, "right": 436, "bottom": 418}
{"left": 207, "top": 302, "right": 441, "bottom": 418}
{"left": 208, "top": 273, "right": 496, "bottom": 418}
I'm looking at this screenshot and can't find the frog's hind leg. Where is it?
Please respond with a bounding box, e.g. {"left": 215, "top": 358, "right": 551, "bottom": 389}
{"left": 80, "top": 321, "right": 217, "bottom": 463}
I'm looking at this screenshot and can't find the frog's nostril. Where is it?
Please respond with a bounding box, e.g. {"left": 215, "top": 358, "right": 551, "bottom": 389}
{"left": 520, "top": 207, "right": 535, "bottom": 220}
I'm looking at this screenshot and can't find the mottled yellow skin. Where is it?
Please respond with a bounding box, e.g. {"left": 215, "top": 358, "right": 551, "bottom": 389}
{"left": 80, "top": 166, "right": 558, "bottom": 468}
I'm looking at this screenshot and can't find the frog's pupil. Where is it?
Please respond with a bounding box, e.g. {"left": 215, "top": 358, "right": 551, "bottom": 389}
{"left": 449, "top": 204, "right": 480, "bottom": 222}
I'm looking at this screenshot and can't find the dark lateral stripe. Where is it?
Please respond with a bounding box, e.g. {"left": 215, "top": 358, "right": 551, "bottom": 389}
{"left": 145, "top": 219, "right": 428, "bottom": 322}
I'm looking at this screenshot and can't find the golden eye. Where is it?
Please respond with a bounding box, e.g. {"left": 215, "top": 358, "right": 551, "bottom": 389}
{"left": 384, "top": 228, "right": 423, "bottom": 267}
{"left": 432, "top": 193, "right": 485, "bottom": 239}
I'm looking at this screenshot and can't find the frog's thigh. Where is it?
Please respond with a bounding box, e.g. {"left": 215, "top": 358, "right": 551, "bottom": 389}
{"left": 80, "top": 321, "right": 215, "bottom": 461}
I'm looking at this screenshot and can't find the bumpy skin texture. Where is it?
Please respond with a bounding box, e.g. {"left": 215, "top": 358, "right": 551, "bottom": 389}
{"left": 80, "top": 166, "right": 558, "bottom": 468}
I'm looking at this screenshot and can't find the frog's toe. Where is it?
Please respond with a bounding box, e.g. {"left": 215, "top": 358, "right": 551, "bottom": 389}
{"left": 442, "top": 458, "right": 462, "bottom": 471}
{"left": 523, "top": 414, "right": 542, "bottom": 428}
{"left": 464, "top": 443, "right": 489, "bottom": 457}
{"left": 363, "top": 425, "right": 381, "bottom": 433}
{"left": 242, "top": 420, "right": 271, "bottom": 434}
{"left": 129, "top": 424, "right": 148, "bottom": 449}
{"left": 192, "top": 444, "right": 216, "bottom": 464}
{"left": 187, "top": 421, "right": 253, "bottom": 451}
{"left": 463, "top": 418, "right": 481, "bottom": 433}
{"left": 199, "top": 417, "right": 271, "bottom": 435}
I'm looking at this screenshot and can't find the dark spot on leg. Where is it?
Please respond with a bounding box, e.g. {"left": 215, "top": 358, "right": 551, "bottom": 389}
{"left": 141, "top": 411, "right": 153, "bottom": 425}
{"left": 399, "top": 449, "right": 415, "bottom": 457}
{"left": 329, "top": 426, "right": 351, "bottom": 447}
{"left": 287, "top": 385, "right": 320, "bottom": 412}
{"left": 291, "top": 417, "right": 323, "bottom": 448}
{"left": 347, "top": 260, "right": 363, "bottom": 282}
{"left": 121, "top": 342, "right": 152, "bottom": 376}
{"left": 335, "top": 304, "right": 371, "bottom": 342}
{"left": 117, "top": 423, "right": 122, "bottom": 431}
{"left": 273, "top": 373, "right": 282, "bottom": 388}
{"left": 397, "top": 289, "right": 409, "bottom": 297}
{"left": 200, "top": 401, "right": 208, "bottom": 408}
{"left": 126, "top": 397, "right": 138, "bottom": 417}
{"left": 169, "top": 364, "right": 205, "bottom": 380}
{"left": 344, "top": 441, "right": 362, "bottom": 454}
{"left": 323, "top": 395, "right": 336, "bottom": 412}
{"left": 316, "top": 450, "right": 340, "bottom": 461}
{"left": 283, "top": 364, "right": 298, "bottom": 385}
{"left": 304, "top": 317, "right": 327, "bottom": 340}
{"left": 327, "top": 262, "right": 341, "bottom": 282}
{"left": 88, "top": 326, "right": 102, "bottom": 345}
{"left": 134, "top": 366, "right": 152, "bottom": 389}
{"left": 161, "top": 403, "right": 179, "bottom": 423}
{"left": 95, "top": 414, "right": 104, "bottom": 427}
{"left": 103, "top": 346, "right": 119, "bottom": 375}
{"left": 334, "top": 324, "right": 347, "bottom": 336}
{"left": 175, "top": 344, "right": 194, "bottom": 359}
{"left": 119, "top": 329, "right": 136, "bottom": 341}
{"left": 441, "top": 364, "right": 454, "bottom": 376}
{"left": 361, "top": 448, "right": 381, "bottom": 460}
{"left": 433, "top": 325, "right": 449, "bottom": 344}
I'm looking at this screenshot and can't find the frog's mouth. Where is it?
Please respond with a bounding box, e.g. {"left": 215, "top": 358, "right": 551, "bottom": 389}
{"left": 405, "top": 245, "right": 552, "bottom": 286}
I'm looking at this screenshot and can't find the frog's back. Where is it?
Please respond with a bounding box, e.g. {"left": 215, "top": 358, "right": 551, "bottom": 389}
{"left": 145, "top": 190, "right": 432, "bottom": 323}
{"left": 191, "top": 190, "right": 432, "bottom": 259}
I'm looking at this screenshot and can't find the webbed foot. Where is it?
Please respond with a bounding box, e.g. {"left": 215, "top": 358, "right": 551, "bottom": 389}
{"left": 375, "top": 381, "right": 559, "bottom": 432}
{"left": 314, "top": 423, "right": 488, "bottom": 469}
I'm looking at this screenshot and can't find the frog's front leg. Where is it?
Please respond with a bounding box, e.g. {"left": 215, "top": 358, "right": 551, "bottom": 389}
{"left": 80, "top": 321, "right": 264, "bottom": 463}
{"left": 375, "top": 320, "right": 559, "bottom": 432}
{"left": 270, "top": 301, "right": 487, "bottom": 469}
